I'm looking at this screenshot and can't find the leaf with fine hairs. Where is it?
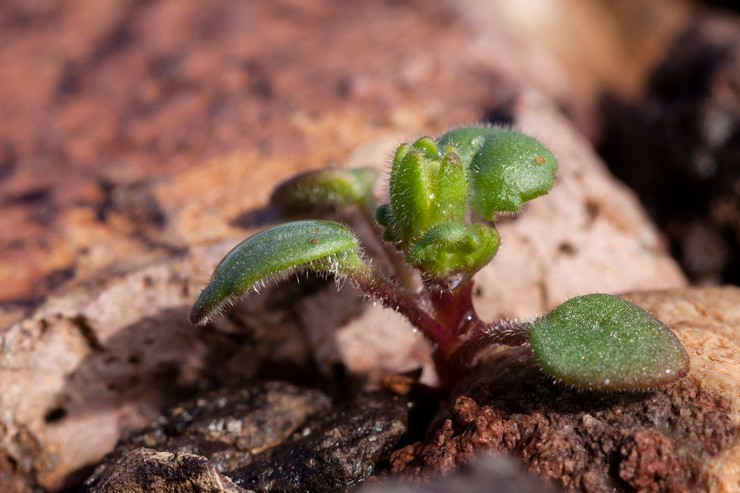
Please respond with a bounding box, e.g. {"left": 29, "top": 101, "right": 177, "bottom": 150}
{"left": 270, "top": 167, "right": 377, "bottom": 215}
{"left": 437, "top": 126, "right": 558, "bottom": 217}
{"left": 190, "top": 220, "right": 366, "bottom": 325}
{"left": 529, "top": 294, "right": 690, "bottom": 391}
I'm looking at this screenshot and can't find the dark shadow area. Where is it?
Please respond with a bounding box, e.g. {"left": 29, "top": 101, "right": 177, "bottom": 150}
{"left": 456, "top": 348, "right": 649, "bottom": 417}
{"left": 229, "top": 205, "right": 281, "bottom": 230}
{"left": 48, "top": 306, "right": 256, "bottom": 423}
{"left": 481, "top": 98, "right": 516, "bottom": 127}
{"left": 598, "top": 14, "right": 740, "bottom": 285}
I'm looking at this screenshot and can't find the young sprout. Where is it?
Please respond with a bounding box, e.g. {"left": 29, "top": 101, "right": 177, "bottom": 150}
{"left": 190, "top": 126, "right": 689, "bottom": 391}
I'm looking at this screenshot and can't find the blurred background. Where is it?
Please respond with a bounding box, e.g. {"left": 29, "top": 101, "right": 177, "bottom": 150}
{"left": 0, "top": 0, "right": 738, "bottom": 312}
{"left": 0, "top": 2, "right": 738, "bottom": 491}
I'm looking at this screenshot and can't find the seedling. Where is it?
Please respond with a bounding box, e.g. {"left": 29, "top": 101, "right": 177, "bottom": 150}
{"left": 190, "top": 126, "right": 689, "bottom": 391}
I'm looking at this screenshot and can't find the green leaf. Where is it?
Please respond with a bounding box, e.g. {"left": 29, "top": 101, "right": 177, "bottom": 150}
{"left": 388, "top": 138, "right": 438, "bottom": 247}
{"left": 406, "top": 222, "right": 499, "bottom": 279}
{"left": 190, "top": 220, "right": 365, "bottom": 325}
{"left": 384, "top": 138, "right": 471, "bottom": 250}
{"left": 270, "top": 167, "right": 377, "bottom": 215}
{"left": 529, "top": 294, "right": 690, "bottom": 391}
{"left": 429, "top": 148, "right": 468, "bottom": 226}
{"left": 437, "top": 126, "right": 558, "bottom": 217}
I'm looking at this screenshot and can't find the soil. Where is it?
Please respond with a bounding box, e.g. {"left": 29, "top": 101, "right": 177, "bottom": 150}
{"left": 76, "top": 344, "right": 736, "bottom": 493}
{"left": 390, "top": 347, "right": 736, "bottom": 493}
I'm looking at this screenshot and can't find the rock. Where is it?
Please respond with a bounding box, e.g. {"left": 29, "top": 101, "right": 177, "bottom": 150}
{"left": 84, "top": 383, "right": 424, "bottom": 493}
{"left": 86, "top": 448, "right": 249, "bottom": 493}
{"left": 229, "top": 391, "right": 420, "bottom": 492}
{"left": 0, "top": 0, "right": 694, "bottom": 308}
{"left": 89, "top": 382, "right": 333, "bottom": 476}
{"left": 390, "top": 286, "right": 739, "bottom": 493}
{"left": 0, "top": 249, "right": 324, "bottom": 492}
{"left": 357, "top": 453, "right": 558, "bottom": 493}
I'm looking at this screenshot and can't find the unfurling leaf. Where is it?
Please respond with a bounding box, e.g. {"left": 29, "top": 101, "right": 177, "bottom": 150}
{"left": 190, "top": 220, "right": 366, "bottom": 325}
{"left": 387, "top": 137, "right": 439, "bottom": 247}
{"left": 406, "top": 222, "right": 499, "bottom": 279}
{"left": 528, "top": 294, "right": 689, "bottom": 391}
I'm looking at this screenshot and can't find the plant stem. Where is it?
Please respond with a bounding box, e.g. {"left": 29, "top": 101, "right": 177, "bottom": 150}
{"left": 438, "top": 318, "right": 533, "bottom": 386}
{"left": 427, "top": 279, "right": 477, "bottom": 345}
{"left": 357, "top": 200, "right": 420, "bottom": 293}
{"left": 351, "top": 263, "right": 532, "bottom": 388}
{"left": 350, "top": 265, "right": 446, "bottom": 344}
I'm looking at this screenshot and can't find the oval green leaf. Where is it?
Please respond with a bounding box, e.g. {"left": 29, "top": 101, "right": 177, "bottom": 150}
{"left": 437, "top": 126, "right": 558, "bottom": 217}
{"left": 190, "top": 220, "right": 364, "bottom": 325}
{"left": 529, "top": 294, "right": 689, "bottom": 391}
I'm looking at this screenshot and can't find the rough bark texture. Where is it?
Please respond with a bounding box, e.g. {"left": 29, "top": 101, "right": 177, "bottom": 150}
{"left": 83, "top": 382, "right": 433, "bottom": 493}
{"left": 0, "top": 0, "right": 691, "bottom": 314}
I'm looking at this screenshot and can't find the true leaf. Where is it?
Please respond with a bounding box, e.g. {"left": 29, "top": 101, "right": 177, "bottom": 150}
{"left": 406, "top": 222, "right": 499, "bottom": 279}
{"left": 437, "top": 126, "right": 558, "bottom": 217}
{"left": 429, "top": 148, "right": 468, "bottom": 226}
{"left": 388, "top": 138, "right": 438, "bottom": 247}
{"left": 190, "top": 220, "right": 365, "bottom": 325}
{"left": 529, "top": 294, "right": 690, "bottom": 391}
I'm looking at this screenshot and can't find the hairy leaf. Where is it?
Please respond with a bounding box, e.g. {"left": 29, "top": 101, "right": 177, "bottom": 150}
{"left": 388, "top": 138, "right": 438, "bottom": 247}
{"left": 429, "top": 148, "right": 468, "bottom": 226}
{"left": 529, "top": 294, "right": 690, "bottom": 391}
{"left": 384, "top": 138, "right": 471, "bottom": 249}
{"left": 406, "top": 222, "right": 499, "bottom": 279}
{"left": 437, "top": 126, "right": 558, "bottom": 217}
{"left": 190, "top": 220, "right": 365, "bottom": 325}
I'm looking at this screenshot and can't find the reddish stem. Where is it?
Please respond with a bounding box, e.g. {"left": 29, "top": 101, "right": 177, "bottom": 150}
{"left": 427, "top": 280, "right": 477, "bottom": 344}
{"left": 438, "top": 318, "right": 532, "bottom": 385}
{"left": 352, "top": 266, "right": 533, "bottom": 388}
{"left": 351, "top": 268, "right": 446, "bottom": 343}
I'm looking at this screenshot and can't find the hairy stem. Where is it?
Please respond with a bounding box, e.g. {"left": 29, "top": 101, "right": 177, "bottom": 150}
{"left": 427, "top": 279, "right": 478, "bottom": 345}
{"left": 357, "top": 200, "right": 420, "bottom": 293}
{"left": 350, "top": 264, "right": 445, "bottom": 344}
{"left": 436, "top": 316, "right": 533, "bottom": 387}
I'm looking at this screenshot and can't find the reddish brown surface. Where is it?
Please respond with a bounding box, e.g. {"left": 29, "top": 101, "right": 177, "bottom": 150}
{"left": 0, "top": 0, "right": 499, "bottom": 304}
{"left": 0, "top": 0, "right": 696, "bottom": 308}
{"left": 391, "top": 348, "right": 736, "bottom": 492}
